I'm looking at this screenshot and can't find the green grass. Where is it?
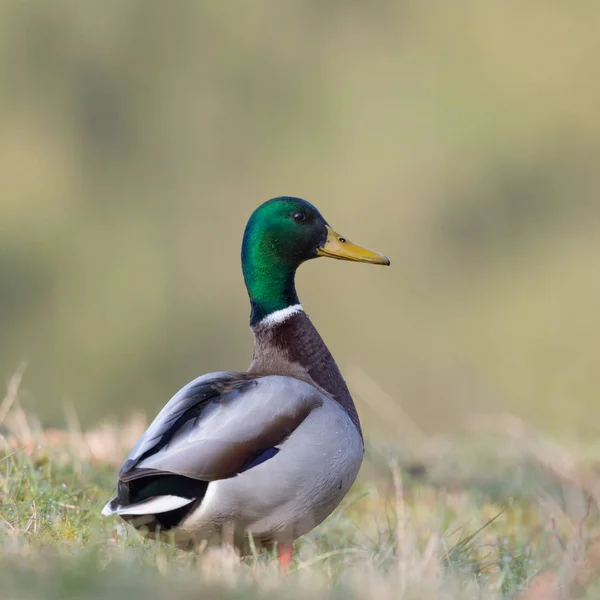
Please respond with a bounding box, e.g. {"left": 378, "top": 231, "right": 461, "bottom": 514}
{"left": 2, "top": 405, "right": 600, "bottom": 600}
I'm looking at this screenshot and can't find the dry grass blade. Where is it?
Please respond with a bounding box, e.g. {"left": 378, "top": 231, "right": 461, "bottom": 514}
{"left": 0, "top": 364, "right": 27, "bottom": 426}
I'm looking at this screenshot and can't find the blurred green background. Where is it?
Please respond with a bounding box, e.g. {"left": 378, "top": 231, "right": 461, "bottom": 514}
{"left": 1, "top": 0, "right": 599, "bottom": 438}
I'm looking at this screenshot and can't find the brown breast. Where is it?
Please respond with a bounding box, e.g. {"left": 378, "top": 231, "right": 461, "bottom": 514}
{"left": 248, "top": 311, "right": 362, "bottom": 437}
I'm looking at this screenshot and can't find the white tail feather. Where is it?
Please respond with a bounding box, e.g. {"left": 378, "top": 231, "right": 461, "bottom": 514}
{"left": 103, "top": 494, "right": 193, "bottom": 516}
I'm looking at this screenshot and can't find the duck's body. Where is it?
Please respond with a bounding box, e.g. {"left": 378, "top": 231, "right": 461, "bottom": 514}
{"left": 104, "top": 308, "right": 363, "bottom": 553}
{"left": 102, "top": 197, "right": 388, "bottom": 565}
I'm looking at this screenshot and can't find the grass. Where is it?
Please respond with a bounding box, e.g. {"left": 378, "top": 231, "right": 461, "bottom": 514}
{"left": 1, "top": 379, "right": 600, "bottom": 599}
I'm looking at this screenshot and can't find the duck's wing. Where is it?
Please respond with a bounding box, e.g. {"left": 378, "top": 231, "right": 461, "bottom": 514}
{"left": 102, "top": 372, "right": 322, "bottom": 520}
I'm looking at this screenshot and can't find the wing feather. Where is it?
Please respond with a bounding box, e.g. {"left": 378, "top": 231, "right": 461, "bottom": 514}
{"left": 120, "top": 372, "right": 322, "bottom": 483}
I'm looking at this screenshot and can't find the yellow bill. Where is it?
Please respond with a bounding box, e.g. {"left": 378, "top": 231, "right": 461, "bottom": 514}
{"left": 317, "top": 225, "right": 390, "bottom": 265}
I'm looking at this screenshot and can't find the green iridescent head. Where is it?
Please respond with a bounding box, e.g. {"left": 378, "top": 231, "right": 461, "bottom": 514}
{"left": 241, "top": 197, "right": 389, "bottom": 325}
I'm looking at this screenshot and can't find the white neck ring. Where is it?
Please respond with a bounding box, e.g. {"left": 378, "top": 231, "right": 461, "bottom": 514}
{"left": 257, "top": 304, "right": 304, "bottom": 327}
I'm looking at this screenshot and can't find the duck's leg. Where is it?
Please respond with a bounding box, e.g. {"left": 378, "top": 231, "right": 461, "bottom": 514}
{"left": 277, "top": 542, "right": 293, "bottom": 572}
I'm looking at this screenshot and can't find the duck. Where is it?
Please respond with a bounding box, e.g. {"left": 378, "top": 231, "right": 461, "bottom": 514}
{"left": 102, "top": 196, "right": 389, "bottom": 570}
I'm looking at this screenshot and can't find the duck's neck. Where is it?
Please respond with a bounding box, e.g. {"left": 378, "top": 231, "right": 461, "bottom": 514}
{"left": 248, "top": 309, "right": 362, "bottom": 437}
{"left": 246, "top": 270, "right": 299, "bottom": 326}
{"left": 242, "top": 236, "right": 299, "bottom": 326}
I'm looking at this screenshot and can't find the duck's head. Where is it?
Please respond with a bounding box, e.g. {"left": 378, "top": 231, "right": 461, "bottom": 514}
{"left": 242, "top": 197, "right": 389, "bottom": 325}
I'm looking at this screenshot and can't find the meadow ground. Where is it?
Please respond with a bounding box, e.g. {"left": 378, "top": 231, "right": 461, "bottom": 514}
{"left": 1, "top": 376, "right": 600, "bottom": 600}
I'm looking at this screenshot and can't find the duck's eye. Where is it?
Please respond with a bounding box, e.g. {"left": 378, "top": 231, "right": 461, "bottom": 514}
{"left": 292, "top": 211, "right": 306, "bottom": 223}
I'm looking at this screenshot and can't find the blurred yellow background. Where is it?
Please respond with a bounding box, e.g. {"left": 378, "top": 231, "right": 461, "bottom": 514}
{"left": 1, "top": 1, "right": 599, "bottom": 438}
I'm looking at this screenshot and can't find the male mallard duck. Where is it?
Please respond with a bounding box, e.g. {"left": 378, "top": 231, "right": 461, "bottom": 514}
{"left": 102, "top": 197, "right": 389, "bottom": 569}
